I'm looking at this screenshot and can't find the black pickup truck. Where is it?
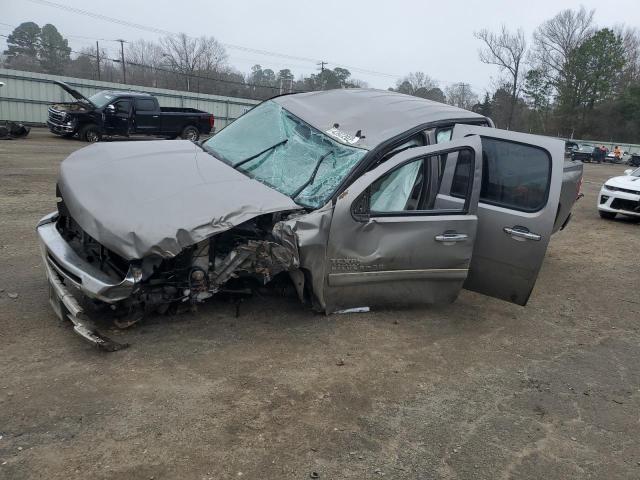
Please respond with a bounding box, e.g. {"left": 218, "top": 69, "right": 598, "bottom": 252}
{"left": 47, "top": 81, "right": 215, "bottom": 142}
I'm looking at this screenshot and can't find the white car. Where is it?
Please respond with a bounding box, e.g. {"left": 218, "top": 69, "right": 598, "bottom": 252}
{"left": 598, "top": 167, "right": 640, "bottom": 219}
{"left": 605, "top": 150, "right": 630, "bottom": 164}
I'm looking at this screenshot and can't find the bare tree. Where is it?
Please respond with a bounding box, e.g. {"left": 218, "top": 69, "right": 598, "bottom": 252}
{"left": 126, "top": 39, "right": 165, "bottom": 87}
{"left": 617, "top": 26, "right": 640, "bottom": 83}
{"left": 444, "top": 83, "right": 478, "bottom": 110}
{"left": 395, "top": 72, "right": 438, "bottom": 95}
{"left": 474, "top": 26, "right": 526, "bottom": 129}
{"left": 160, "top": 33, "right": 227, "bottom": 91}
{"left": 394, "top": 72, "right": 447, "bottom": 102}
{"left": 65, "top": 45, "right": 117, "bottom": 82}
{"left": 531, "top": 6, "right": 595, "bottom": 78}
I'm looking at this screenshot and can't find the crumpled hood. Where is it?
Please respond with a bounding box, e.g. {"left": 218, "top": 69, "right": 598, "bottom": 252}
{"left": 606, "top": 175, "right": 640, "bottom": 191}
{"left": 58, "top": 140, "right": 301, "bottom": 260}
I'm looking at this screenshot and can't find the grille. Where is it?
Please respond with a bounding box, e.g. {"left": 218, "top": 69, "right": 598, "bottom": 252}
{"left": 611, "top": 198, "right": 640, "bottom": 212}
{"left": 48, "top": 107, "right": 66, "bottom": 125}
{"left": 56, "top": 193, "right": 130, "bottom": 279}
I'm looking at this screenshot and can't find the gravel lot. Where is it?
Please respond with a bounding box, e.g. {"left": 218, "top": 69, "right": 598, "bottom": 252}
{"left": 1, "top": 129, "right": 639, "bottom": 480}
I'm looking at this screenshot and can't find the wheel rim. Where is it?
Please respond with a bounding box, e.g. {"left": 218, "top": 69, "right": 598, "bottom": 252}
{"left": 87, "top": 130, "right": 99, "bottom": 142}
{"left": 185, "top": 129, "right": 197, "bottom": 141}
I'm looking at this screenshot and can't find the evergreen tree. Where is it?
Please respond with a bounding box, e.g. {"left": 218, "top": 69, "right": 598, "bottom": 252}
{"left": 38, "top": 24, "right": 71, "bottom": 74}
{"left": 3, "top": 22, "right": 41, "bottom": 70}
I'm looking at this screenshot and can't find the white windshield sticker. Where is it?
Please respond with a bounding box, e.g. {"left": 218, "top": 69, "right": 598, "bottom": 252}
{"left": 325, "top": 127, "right": 360, "bottom": 145}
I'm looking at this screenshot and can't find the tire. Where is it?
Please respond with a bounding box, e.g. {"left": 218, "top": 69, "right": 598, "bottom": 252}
{"left": 599, "top": 210, "right": 616, "bottom": 219}
{"left": 79, "top": 124, "right": 102, "bottom": 143}
{"left": 180, "top": 125, "right": 199, "bottom": 141}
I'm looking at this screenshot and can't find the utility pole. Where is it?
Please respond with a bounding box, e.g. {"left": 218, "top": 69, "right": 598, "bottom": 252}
{"left": 95, "top": 41, "right": 100, "bottom": 80}
{"left": 116, "top": 39, "right": 126, "bottom": 84}
{"left": 317, "top": 61, "right": 327, "bottom": 90}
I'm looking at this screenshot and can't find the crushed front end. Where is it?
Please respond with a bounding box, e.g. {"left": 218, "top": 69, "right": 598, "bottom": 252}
{"left": 37, "top": 194, "right": 302, "bottom": 350}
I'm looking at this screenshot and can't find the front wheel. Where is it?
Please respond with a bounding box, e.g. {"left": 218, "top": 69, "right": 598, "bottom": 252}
{"left": 180, "top": 125, "right": 199, "bottom": 141}
{"left": 599, "top": 210, "right": 616, "bottom": 219}
{"left": 79, "top": 124, "right": 102, "bottom": 143}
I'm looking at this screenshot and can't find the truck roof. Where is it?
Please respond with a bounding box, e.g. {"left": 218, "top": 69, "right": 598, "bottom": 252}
{"left": 274, "top": 88, "right": 488, "bottom": 150}
{"left": 101, "top": 90, "right": 154, "bottom": 98}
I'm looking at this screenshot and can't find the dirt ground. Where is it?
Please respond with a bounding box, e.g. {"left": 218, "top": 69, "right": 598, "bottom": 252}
{"left": 0, "top": 129, "right": 639, "bottom": 480}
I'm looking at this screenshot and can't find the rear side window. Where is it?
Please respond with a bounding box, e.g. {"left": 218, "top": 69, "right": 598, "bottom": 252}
{"left": 452, "top": 138, "right": 550, "bottom": 212}
{"left": 135, "top": 98, "right": 156, "bottom": 111}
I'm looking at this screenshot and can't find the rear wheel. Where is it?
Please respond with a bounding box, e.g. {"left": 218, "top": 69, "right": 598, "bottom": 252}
{"left": 599, "top": 210, "right": 617, "bottom": 219}
{"left": 180, "top": 125, "right": 199, "bottom": 141}
{"left": 79, "top": 124, "right": 102, "bottom": 143}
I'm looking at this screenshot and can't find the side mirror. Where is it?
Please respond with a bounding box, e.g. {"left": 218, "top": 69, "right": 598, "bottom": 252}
{"left": 624, "top": 169, "right": 633, "bottom": 175}
{"left": 105, "top": 104, "right": 116, "bottom": 114}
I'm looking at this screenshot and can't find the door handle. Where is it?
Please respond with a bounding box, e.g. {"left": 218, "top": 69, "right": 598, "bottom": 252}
{"left": 435, "top": 232, "right": 468, "bottom": 243}
{"left": 152, "top": 115, "right": 159, "bottom": 118}
{"left": 503, "top": 226, "right": 541, "bottom": 241}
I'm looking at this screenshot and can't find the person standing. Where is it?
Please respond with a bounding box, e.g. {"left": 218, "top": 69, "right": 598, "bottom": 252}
{"left": 600, "top": 145, "right": 607, "bottom": 163}
{"left": 592, "top": 145, "right": 601, "bottom": 163}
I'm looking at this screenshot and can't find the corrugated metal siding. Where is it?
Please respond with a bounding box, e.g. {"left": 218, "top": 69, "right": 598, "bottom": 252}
{"left": 0, "top": 68, "right": 259, "bottom": 129}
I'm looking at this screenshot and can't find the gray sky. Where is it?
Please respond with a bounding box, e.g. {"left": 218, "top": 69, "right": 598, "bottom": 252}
{"left": 2, "top": 0, "right": 638, "bottom": 94}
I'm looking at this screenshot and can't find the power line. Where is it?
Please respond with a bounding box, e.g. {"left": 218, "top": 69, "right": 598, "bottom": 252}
{"left": 0, "top": 33, "right": 304, "bottom": 94}
{"left": 23, "top": 0, "right": 404, "bottom": 80}
{"left": 0, "top": 17, "right": 481, "bottom": 90}
{"left": 0, "top": 21, "right": 317, "bottom": 73}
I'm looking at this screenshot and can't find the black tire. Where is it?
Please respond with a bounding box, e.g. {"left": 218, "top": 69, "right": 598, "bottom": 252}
{"left": 599, "top": 210, "right": 616, "bottom": 219}
{"left": 180, "top": 125, "right": 199, "bottom": 141}
{"left": 79, "top": 124, "right": 102, "bottom": 143}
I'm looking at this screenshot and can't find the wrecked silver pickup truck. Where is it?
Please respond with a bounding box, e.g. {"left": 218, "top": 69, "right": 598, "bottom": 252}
{"left": 37, "top": 89, "right": 583, "bottom": 349}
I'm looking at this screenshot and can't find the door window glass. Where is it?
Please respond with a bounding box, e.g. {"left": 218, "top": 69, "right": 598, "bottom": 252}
{"left": 366, "top": 148, "right": 474, "bottom": 215}
{"left": 451, "top": 138, "right": 550, "bottom": 211}
{"left": 115, "top": 100, "right": 131, "bottom": 114}
{"left": 370, "top": 159, "right": 423, "bottom": 212}
{"left": 135, "top": 98, "right": 156, "bottom": 111}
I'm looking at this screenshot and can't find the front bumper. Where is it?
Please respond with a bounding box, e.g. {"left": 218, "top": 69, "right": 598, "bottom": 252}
{"left": 36, "top": 212, "right": 138, "bottom": 350}
{"left": 598, "top": 187, "right": 640, "bottom": 217}
{"left": 46, "top": 120, "right": 76, "bottom": 135}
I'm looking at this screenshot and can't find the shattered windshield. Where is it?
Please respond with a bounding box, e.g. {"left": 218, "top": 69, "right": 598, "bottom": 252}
{"left": 203, "top": 101, "right": 367, "bottom": 208}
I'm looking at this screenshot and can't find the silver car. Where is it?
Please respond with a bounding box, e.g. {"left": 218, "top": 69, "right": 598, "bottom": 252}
{"left": 36, "top": 89, "right": 582, "bottom": 349}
